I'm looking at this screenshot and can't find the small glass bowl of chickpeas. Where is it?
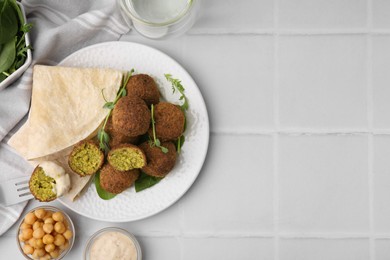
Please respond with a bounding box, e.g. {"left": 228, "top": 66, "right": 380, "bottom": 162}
{"left": 16, "top": 206, "right": 75, "bottom": 260}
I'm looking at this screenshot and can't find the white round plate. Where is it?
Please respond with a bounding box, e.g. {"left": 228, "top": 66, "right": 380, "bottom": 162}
{"left": 57, "top": 41, "right": 209, "bottom": 222}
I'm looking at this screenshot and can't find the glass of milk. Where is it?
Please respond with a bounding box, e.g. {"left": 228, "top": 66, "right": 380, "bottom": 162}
{"left": 117, "top": 0, "right": 200, "bottom": 39}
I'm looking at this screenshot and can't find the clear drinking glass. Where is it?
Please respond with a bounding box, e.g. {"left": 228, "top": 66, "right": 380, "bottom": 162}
{"left": 117, "top": 0, "right": 201, "bottom": 39}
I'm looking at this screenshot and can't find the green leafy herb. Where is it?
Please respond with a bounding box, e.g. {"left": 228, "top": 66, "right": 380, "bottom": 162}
{"left": 164, "top": 74, "right": 189, "bottom": 153}
{"left": 0, "top": 0, "right": 33, "bottom": 83}
{"left": 98, "top": 69, "right": 134, "bottom": 154}
{"left": 149, "top": 104, "right": 168, "bottom": 153}
{"left": 94, "top": 171, "right": 116, "bottom": 200}
{"left": 164, "top": 74, "right": 189, "bottom": 111}
{"left": 135, "top": 172, "right": 163, "bottom": 192}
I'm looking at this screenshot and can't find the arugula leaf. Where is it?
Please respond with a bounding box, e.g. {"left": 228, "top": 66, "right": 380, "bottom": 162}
{"left": 94, "top": 171, "right": 116, "bottom": 200}
{"left": 135, "top": 172, "right": 163, "bottom": 192}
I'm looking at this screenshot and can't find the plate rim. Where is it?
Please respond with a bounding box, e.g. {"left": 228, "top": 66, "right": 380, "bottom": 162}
{"left": 57, "top": 41, "right": 210, "bottom": 222}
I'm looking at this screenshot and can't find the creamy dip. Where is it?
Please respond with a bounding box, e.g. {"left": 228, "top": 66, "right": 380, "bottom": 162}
{"left": 90, "top": 231, "right": 138, "bottom": 260}
{"left": 40, "top": 161, "right": 71, "bottom": 197}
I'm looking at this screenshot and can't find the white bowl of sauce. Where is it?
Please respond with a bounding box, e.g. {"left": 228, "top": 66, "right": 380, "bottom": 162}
{"left": 84, "top": 227, "right": 141, "bottom": 260}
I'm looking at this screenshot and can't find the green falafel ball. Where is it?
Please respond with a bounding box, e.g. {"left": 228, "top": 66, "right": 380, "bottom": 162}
{"left": 29, "top": 167, "right": 57, "bottom": 202}
{"left": 68, "top": 140, "right": 104, "bottom": 176}
{"left": 108, "top": 143, "right": 146, "bottom": 171}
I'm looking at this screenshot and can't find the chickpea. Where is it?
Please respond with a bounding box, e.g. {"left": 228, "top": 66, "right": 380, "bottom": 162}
{"left": 20, "top": 223, "right": 32, "bottom": 230}
{"left": 24, "top": 212, "right": 37, "bottom": 225}
{"left": 32, "top": 221, "right": 43, "bottom": 230}
{"left": 34, "top": 209, "right": 46, "bottom": 219}
{"left": 42, "top": 234, "right": 54, "bottom": 245}
{"left": 52, "top": 212, "right": 64, "bottom": 222}
{"left": 18, "top": 233, "right": 26, "bottom": 242}
{"left": 33, "top": 227, "right": 45, "bottom": 239}
{"left": 63, "top": 229, "right": 73, "bottom": 240}
{"left": 42, "top": 223, "right": 54, "bottom": 234}
{"left": 54, "top": 234, "right": 65, "bottom": 246}
{"left": 22, "top": 244, "right": 34, "bottom": 255}
{"left": 54, "top": 222, "right": 66, "bottom": 234}
{"left": 45, "top": 243, "right": 55, "bottom": 253}
{"left": 35, "top": 238, "right": 44, "bottom": 249}
{"left": 22, "top": 228, "right": 33, "bottom": 240}
{"left": 44, "top": 218, "right": 54, "bottom": 225}
{"left": 41, "top": 254, "right": 51, "bottom": 260}
{"left": 59, "top": 240, "right": 69, "bottom": 251}
{"left": 49, "top": 249, "right": 60, "bottom": 258}
{"left": 34, "top": 248, "right": 45, "bottom": 257}
{"left": 28, "top": 238, "right": 36, "bottom": 247}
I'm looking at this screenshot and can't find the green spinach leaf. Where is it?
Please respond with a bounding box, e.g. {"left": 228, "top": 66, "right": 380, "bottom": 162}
{"left": 0, "top": 0, "right": 18, "bottom": 44}
{"left": 94, "top": 171, "right": 116, "bottom": 200}
{"left": 0, "top": 37, "right": 16, "bottom": 72}
{"left": 135, "top": 172, "right": 163, "bottom": 192}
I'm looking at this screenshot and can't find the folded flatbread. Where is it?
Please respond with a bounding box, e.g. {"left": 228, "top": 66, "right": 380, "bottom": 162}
{"left": 8, "top": 65, "right": 123, "bottom": 200}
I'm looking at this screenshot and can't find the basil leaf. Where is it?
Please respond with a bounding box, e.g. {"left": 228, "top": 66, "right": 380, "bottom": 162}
{"left": 94, "top": 171, "right": 116, "bottom": 200}
{"left": 0, "top": 37, "right": 16, "bottom": 72}
{"left": 135, "top": 172, "right": 162, "bottom": 192}
{"left": 0, "top": 0, "right": 18, "bottom": 44}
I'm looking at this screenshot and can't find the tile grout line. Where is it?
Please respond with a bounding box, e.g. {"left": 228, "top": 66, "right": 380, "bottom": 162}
{"left": 367, "top": 0, "right": 375, "bottom": 258}
{"left": 273, "top": 0, "right": 280, "bottom": 259}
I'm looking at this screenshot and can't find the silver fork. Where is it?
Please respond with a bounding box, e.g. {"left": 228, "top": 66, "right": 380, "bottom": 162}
{"left": 0, "top": 176, "right": 33, "bottom": 206}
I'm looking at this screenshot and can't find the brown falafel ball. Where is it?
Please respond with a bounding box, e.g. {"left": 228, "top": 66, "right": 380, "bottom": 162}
{"left": 139, "top": 141, "right": 177, "bottom": 178}
{"left": 108, "top": 143, "right": 146, "bottom": 171}
{"left": 100, "top": 164, "right": 140, "bottom": 194}
{"left": 126, "top": 74, "right": 160, "bottom": 105}
{"left": 112, "top": 96, "right": 151, "bottom": 137}
{"left": 149, "top": 102, "right": 185, "bottom": 142}
{"left": 106, "top": 116, "right": 140, "bottom": 147}
{"left": 68, "top": 140, "right": 104, "bottom": 176}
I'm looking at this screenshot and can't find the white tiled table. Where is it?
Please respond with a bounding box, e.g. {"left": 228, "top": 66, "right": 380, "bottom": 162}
{"left": 2, "top": 0, "right": 390, "bottom": 259}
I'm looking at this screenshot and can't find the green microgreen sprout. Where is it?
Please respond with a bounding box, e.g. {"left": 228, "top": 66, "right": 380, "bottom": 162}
{"left": 149, "top": 104, "right": 168, "bottom": 153}
{"left": 98, "top": 69, "right": 134, "bottom": 154}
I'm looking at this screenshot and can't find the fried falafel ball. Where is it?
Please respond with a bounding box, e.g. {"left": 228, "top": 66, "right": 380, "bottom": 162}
{"left": 108, "top": 143, "right": 146, "bottom": 171}
{"left": 149, "top": 102, "right": 185, "bottom": 142}
{"left": 112, "top": 96, "right": 151, "bottom": 137}
{"left": 68, "top": 140, "right": 104, "bottom": 176}
{"left": 100, "top": 164, "right": 140, "bottom": 194}
{"left": 29, "top": 166, "right": 57, "bottom": 202}
{"left": 139, "top": 141, "right": 177, "bottom": 178}
{"left": 106, "top": 116, "right": 140, "bottom": 147}
{"left": 126, "top": 74, "right": 160, "bottom": 106}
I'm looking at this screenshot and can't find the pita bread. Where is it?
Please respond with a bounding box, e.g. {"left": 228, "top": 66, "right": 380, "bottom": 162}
{"left": 8, "top": 65, "right": 123, "bottom": 159}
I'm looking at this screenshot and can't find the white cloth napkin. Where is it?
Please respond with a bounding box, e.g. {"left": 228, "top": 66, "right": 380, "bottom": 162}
{"left": 0, "top": 0, "right": 130, "bottom": 236}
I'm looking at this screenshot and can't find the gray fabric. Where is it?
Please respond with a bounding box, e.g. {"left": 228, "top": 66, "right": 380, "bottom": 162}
{"left": 0, "top": 0, "right": 130, "bottom": 235}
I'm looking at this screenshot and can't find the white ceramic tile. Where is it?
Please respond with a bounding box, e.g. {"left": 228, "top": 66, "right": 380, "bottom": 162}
{"left": 180, "top": 134, "right": 274, "bottom": 233}
{"left": 278, "top": 135, "right": 369, "bottom": 233}
{"left": 183, "top": 35, "right": 274, "bottom": 132}
{"left": 279, "top": 0, "right": 367, "bottom": 28}
{"left": 279, "top": 35, "right": 367, "bottom": 129}
{"left": 375, "top": 239, "right": 390, "bottom": 260}
{"left": 279, "top": 238, "right": 369, "bottom": 260}
{"left": 373, "top": 135, "right": 390, "bottom": 232}
{"left": 191, "top": 0, "right": 274, "bottom": 32}
{"left": 372, "top": 36, "right": 390, "bottom": 128}
{"left": 372, "top": 0, "right": 390, "bottom": 28}
{"left": 182, "top": 238, "right": 274, "bottom": 260}
{"left": 137, "top": 237, "right": 181, "bottom": 260}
